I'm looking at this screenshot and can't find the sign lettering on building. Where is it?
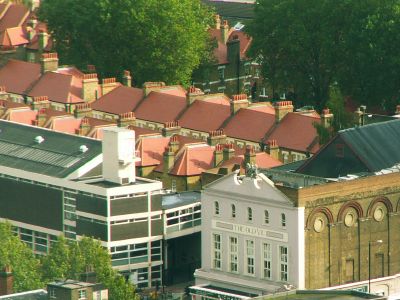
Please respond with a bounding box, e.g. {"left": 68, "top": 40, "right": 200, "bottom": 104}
{"left": 212, "top": 220, "right": 288, "bottom": 242}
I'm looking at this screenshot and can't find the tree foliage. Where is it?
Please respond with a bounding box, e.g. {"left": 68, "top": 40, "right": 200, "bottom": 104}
{"left": 38, "top": 0, "right": 213, "bottom": 86}
{"left": 247, "top": 0, "right": 400, "bottom": 111}
{"left": 0, "top": 222, "right": 43, "bottom": 292}
{"left": 41, "top": 236, "right": 136, "bottom": 300}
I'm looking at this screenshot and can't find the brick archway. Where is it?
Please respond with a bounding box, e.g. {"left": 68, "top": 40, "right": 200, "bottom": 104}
{"left": 337, "top": 201, "right": 364, "bottom": 222}
{"left": 306, "top": 207, "right": 334, "bottom": 229}
{"left": 367, "top": 196, "right": 393, "bottom": 217}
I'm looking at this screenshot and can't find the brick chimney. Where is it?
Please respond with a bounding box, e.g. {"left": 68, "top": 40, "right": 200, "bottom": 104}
{"left": 163, "top": 145, "right": 175, "bottom": 173}
{"left": 87, "top": 64, "right": 96, "bottom": 73}
{"left": 38, "top": 30, "right": 48, "bottom": 53}
{"left": 213, "top": 144, "right": 223, "bottom": 167}
{"left": 0, "top": 266, "right": 13, "bottom": 296}
{"left": 221, "top": 20, "right": 229, "bottom": 44}
{"left": 223, "top": 143, "right": 235, "bottom": 161}
{"left": 230, "top": 94, "right": 248, "bottom": 115}
{"left": 101, "top": 77, "right": 118, "bottom": 96}
{"left": 143, "top": 82, "right": 166, "bottom": 96}
{"left": 244, "top": 145, "right": 256, "bottom": 165}
{"left": 207, "top": 129, "right": 227, "bottom": 146}
{"left": 215, "top": 15, "right": 221, "bottom": 30}
{"left": 227, "top": 37, "right": 240, "bottom": 65}
{"left": 0, "top": 86, "right": 9, "bottom": 101}
{"left": 274, "top": 101, "right": 293, "bottom": 123}
{"left": 32, "top": 108, "right": 47, "bottom": 127}
{"left": 321, "top": 108, "right": 333, "bottom": 128}
{"left": 122, "top": 70, "right": 132, "bottom": 87}
{"left": 118, "top": 112, "right": 136, "bottom": 127}
{"left": 27, "top": 27, "right": 35, "bottom": 42}
{"left": 40, "top": 52, "right": 58, "bottom": 73}
{"left": 395, "top": 105, "right": 400, "bottom": 115}
{"left": 31, "top": 96, "right": 50, "bottom": 110}
{"left": 74, "top": 103, "right": 92, "bottom": 118}
{"left": 168, "top": 135, "right": 180, "bottom": 153}
{"left": 82, "top": 73, "right": 99, "bottom": 102}
{"left": 75, "top": 117, "right": 91, "bottom": 136}
{"left": 186, "top": 86, "right": 204, "bottom": 106}
{"left": 265, "top": 139, "right": 279, "bottom": 160}
{"left": 162, "top": 121, "right": 181, "bottom": 137}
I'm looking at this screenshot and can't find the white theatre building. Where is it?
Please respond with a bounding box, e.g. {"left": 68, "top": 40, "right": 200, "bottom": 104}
{"left": 192, "top": 170, "right": 305, "bottom": 298}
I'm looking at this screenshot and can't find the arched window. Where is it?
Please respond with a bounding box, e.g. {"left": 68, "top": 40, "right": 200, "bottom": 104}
{"left": 281, "top": 213, "right": 286, "bottom": 227}
{"left": 231, "top": 204, "right": 236, "bottom": 218}
{"left": 248, "top": 207, "right": 253, "bottom": 221}
{"left": 214, "top": 201, "right": 220, "bottom": 215}
{"left": 264, "top": 210, "right": 270, "bottom": 224}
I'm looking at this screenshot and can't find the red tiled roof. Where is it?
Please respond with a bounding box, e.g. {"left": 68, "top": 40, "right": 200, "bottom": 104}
{"left": 0, "top": 59, "right": 41, "bottom": 94}
{"left": 157, "top": 86, "right": 187, "bottom": 97}
{"left": 169, "top": 144, "right": 215, "bottom": 176}
{"left": 28, "top": 71, "right": 84, "bottom": 104}
{"left": 86, "top": 117, "right": 116, "bottom": 127}
{"left": 221, "top": 152, "right": 282, "bottom": 169}
{"left": 223, "top": 105, "right": 275, "bottom": 142}
{"left": 267, "top": 112, "right": 320, "bottom": 153}
{"left": 49, "top": 116, "right": 81, "bottom": 134}
{"left": 0, "top": 4, "right": 29, "bottom": 32}
{"left": 87, "top": 124, "right": 117, "bottom": 140}
{"left": 0, "top": 3, "right": 9, "bottom": 18}
{"left": 128, "top": 125, "right": 159, "bottom": 137}
{"left": 136, "top": 136, "right": 170, "bottom": 167}
{"left": 0, "top": 26, "right": 28, "bottom": 47}
{"left": 6, "top": 108, "right": 37, "bottom": 124}
{"left": 178, "top": 96, "right": 231, "bottom": 132}
{"left": 135, "top": 91, "right": 187, "bottom": 123}
{"left": 92, "top": 85, "right": 143, "bottom": 114}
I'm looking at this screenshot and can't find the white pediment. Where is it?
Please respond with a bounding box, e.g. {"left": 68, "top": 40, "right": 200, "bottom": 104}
{"left": 204, "top": 172, "right": 294, "bottom": 206}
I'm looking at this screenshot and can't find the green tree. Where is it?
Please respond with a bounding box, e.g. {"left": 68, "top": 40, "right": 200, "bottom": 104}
{"left": 38, "top": 0, "right": 213, "bottom": 86}
{"left": 247, "top": 0, "right": 400, "bottom": 111}
{"left": 0, "top": 222, "right": 43, "bottom": 292}
{"left": 41, "top": 236, "right": 136, "bottom": 300}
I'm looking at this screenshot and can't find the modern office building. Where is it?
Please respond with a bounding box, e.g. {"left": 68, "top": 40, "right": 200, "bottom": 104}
{"left": 0, "top": 121, "right": 172, "bottom": 288}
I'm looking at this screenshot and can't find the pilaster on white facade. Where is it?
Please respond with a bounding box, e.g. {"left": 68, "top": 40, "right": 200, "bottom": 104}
{"left": 193, "top": 171, "right": 305, "bottom": 297}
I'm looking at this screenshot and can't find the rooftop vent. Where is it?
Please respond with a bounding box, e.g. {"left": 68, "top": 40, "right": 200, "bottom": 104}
{"left": 35, "top": 136, "right": 44, "bottom": 144}
{"left": 80, "top": 145, "right": 88, "bottom": 153}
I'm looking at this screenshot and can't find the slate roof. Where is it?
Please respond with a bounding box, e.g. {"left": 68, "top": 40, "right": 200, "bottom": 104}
{"left": 339, "top": 119, "right": 400, "bottom": 171}
{"left": 0, "top": 120, "right": 101, "bottom": 178}
{"left": 202, "top": 0, "right": 255, "bottom": 20}
{"left": 92, "top": 85, "right": 143, "bottom": 114}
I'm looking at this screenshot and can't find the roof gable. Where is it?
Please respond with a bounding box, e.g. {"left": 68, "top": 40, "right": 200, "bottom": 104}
{"left": 205, "top": 172, "right": 293, "bottom": 206}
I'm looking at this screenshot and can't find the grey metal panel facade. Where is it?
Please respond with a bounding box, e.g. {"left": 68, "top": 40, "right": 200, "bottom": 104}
{"left": 110, "top": 222, "right": 148, "bottom": 241}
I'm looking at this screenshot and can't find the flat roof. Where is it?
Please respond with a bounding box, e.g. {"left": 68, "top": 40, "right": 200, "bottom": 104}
{"left": 162, "top": 191, "right": 201, "bottom": 210}
{"left": 0, "top": 120, "right": 101, "bottom": 178}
